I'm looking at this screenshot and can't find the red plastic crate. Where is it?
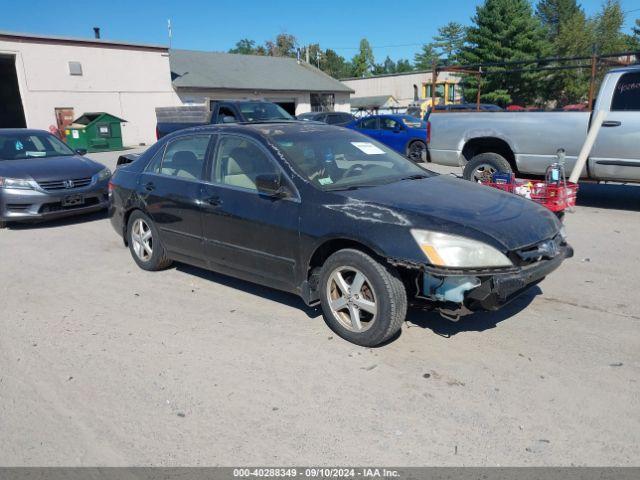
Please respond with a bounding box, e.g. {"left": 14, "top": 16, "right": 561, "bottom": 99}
{"left": 483, "top": 179, "right": 579, "bottom": 212}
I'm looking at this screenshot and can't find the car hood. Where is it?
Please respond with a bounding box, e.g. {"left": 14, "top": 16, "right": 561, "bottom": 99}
{"left": 333, "top": 174, "right": 561, "bottom": 251}
{"left": 0, "top": 155, "right": 105, "bottom": 182}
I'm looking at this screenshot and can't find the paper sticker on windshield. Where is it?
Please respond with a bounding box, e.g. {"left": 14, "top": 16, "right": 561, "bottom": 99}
{"left": 25, "top": 151, "right": 46, "bottom": 157}
{"left": 318, "top": 177, "right": 333, "bottom": 185}
{"left": 351, "top": 142, "right": 384, "bottom": 155}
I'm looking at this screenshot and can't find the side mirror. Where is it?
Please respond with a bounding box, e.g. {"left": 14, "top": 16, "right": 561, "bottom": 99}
{"left": 255, "top": 173, "right": 287, "bottom": 198}
{"left": 75, "top": 148, "right": 88, "bottom": 155}
{"left": 221, "top": 115, "right": 237, "bottom": 124}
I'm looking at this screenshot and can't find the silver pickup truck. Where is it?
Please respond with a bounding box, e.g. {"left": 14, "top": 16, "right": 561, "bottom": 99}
{"left": 428, "top": 65, "right": 640, "bottom": 182}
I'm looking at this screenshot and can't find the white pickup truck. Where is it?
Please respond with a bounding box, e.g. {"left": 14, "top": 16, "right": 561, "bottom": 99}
{"left": 427, "top": 65, "right": 640, "bottom": 182}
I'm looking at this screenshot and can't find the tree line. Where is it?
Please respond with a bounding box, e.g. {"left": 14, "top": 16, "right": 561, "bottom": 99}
{"left": 229, "top": 0, "right": 640, "bottom": 107}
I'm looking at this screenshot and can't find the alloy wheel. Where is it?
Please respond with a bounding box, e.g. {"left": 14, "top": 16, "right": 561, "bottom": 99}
{"left": 131, "top": 218, "right": 153, "bottom": 262}
{"left": 326, "top": 266, "right": 377, "bottom": 332}
{"left": 472, "top": 164, "right": 497, "bottom": 183}
{"left": 409, "top": 142, "right": 425, "bottom": 162}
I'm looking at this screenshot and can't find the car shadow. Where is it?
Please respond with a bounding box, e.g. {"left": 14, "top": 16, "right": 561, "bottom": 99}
{"left": 177, "top": 262, "right": 542, "bottom": 342}
{"left": 5, "top": 209, "right": 109, "bottom": 230}
{"left": 175, "top": 263, "right": 322, "bottom": 319}
{"left": 576, "top": 182, "right": 640, "bottom": 211}
{"left": 403, "top": 286, "right": 542, "bottom": 338}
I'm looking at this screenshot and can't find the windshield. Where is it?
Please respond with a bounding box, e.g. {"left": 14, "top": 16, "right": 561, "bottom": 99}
{"left": 266, "top": 126, "right": 429, "bottom": 190}
{"left": 399, "top": 115, "right": 427, "bottom": 129}
{"left": 240, "top": 102, "right": 293, "bottom": 122}
{"left": 0, "top": 132, "right": 76, "bottom": 160}
{"left": 297, "top": 112, "right": 318, "bottom": 121}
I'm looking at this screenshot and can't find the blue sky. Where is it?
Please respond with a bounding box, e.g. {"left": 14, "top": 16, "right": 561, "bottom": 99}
{"left": 1, "top": 0, "right": 639, "bottom": 62}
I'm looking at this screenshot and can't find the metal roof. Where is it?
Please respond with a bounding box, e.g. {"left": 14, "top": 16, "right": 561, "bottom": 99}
{"left": 0, "top": 30, "right": 167, "bottom": 51}
{"left": 170, "top": 50, "right": 353, "bottom": 93}
{"left": 350, "top": 95, "right": 400, "bottom": 109}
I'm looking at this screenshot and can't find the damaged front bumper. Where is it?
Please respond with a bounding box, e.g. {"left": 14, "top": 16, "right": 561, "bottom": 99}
{"left": 397, "top": 243, "right": 573, "bottom": 320}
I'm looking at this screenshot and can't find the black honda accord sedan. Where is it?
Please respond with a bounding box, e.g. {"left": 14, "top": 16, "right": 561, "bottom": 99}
{"left": 109, "top": 122, "right": 572, "bottom": 346}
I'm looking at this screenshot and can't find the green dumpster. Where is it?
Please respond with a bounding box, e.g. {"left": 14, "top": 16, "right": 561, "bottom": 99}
{"left": 65, "top": 112, "right": 126, "bottom": 152}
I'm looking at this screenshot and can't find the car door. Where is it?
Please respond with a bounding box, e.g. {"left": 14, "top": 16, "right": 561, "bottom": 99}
{"left": 199, "top": 133, "right": 301, "bottom": 290}
{"left": 378, "top": 116, "right": 407, "bottom": 153}
{"left": 356, "top": 116, "right": 381, "bottom": 141}
{"left": 139, "top": 134, "right": 213, "bottom": 263}
{"left": 590, "top": 71, "right": 640, "bottom": 181}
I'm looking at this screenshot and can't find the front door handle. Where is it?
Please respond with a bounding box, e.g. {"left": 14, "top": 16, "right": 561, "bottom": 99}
{"left": 144, "top": 182, "right": 155, "bottom": 192}
{"left": 203, "top": 195, "right": 221, "bottom": 207}
{"left": 602, "top": 120, "right": 622, "bottom": 127}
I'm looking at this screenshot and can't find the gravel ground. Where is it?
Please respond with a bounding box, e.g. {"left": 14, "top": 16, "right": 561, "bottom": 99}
{"left": 0, "top": 148, "right": 638, "bottom": 466}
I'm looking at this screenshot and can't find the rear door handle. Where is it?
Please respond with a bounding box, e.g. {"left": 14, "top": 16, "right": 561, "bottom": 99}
{"left": 602, "top": 120, "right": 622, "bottom": 127}
{"left": 144, "top": 182, "right": 155, "bottom": 191}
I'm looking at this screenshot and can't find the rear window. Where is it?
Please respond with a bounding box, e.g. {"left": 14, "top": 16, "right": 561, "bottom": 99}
{"left": 611, "top": 72, "right": 640, "bottom": 111}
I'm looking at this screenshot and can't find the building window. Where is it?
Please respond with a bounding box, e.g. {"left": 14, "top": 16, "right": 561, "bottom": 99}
{"left": 311, "top": 93, "right": 335, "bottom": 112}
{"left": 68, "top": 62, "right": 83, "bottom": 76}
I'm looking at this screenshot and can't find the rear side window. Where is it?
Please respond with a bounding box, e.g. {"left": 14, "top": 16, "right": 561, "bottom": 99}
{"left": 611, "top": 72, "right": 640, "bottom": 111}
{"left": 216, "top": 106, "right": 238, "bottom": 124}
{"left": 156, "top": 135, "right": 211, "bottom": 180}
{"left": 359, "top": 117, "right": 378, "bottom": 129}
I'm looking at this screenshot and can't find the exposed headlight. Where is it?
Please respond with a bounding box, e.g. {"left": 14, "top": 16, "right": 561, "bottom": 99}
{"left": 0, "top": 177, "right": 36, "bottom": 190}
{"left": 411, "top": 229, "right": 513, "bottom": 268}
{"left": 94, "top": 168, "right": 112, "bottom": 182}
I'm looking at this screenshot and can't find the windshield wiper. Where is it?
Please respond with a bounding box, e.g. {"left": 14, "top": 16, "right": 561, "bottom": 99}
{"left": 399, "top": 174, "right": 429, "bottom": 181}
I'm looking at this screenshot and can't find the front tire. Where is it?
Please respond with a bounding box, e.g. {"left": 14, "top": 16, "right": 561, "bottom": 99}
{"left": 463, "top": 153, "right": 513, "bottom": 182}
{"left": 127, "top": 210, "right": 173, "bottom": 271}
{"left": 318, "top": 249, "right": 407, "bottom": 347}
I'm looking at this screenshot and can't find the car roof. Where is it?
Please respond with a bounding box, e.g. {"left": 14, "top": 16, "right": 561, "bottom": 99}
{"left": 163, "top": 121, "right": 344, "bottom": 139}
{"left": 607, "top": 64, "right": 640, "bottom": 74}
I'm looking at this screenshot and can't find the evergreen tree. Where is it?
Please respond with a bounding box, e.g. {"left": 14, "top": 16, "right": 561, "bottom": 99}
{"left": 537, "top": 0, "right": 581, "bottom": 39}
{"left": 322, "top": 49, "right": 352, "bottom": 79}
{"left": 433, "top": 22, "right": 466, "bottom": 63}
{"left": 460, "top": 0, "right": 551, "bottom": 106}
{"left": 351, "top": 39, "right": 375, "bottom": 77}
{"left": 593, "top": 0, "right": 627, "bottom": 54}
{"left": 395, "top": 59, "right": 414, "bottom": 73}
{"left": 414, "top": 43, "right": 439, "bottom": 70}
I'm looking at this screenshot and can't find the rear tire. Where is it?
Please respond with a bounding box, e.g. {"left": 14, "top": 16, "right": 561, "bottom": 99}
{"left": 407, "top": 140, "right": 427, "bottom": 163}
{"left": 463, "top": 153, "right": 513, "bottom": 182}
{"left": 318, "top": 249, "right": 407, "bottom": 347}
{"left": 127, "top": 210, "right": 173, "bottom": 271}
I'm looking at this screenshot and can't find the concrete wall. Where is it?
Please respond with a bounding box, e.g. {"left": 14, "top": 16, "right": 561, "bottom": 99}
{"left": 342, "top": 71, "right": 461, "bottom": 107}
{"left": 176, "top": 89, "right": 351, "bottom": 115}
{"left": 0, "top": 37, "right": 181, "bottom": 146}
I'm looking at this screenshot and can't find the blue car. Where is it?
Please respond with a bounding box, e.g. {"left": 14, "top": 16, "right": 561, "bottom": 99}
{"left": 346, "top": 114, "right": 427, "bottom": 162}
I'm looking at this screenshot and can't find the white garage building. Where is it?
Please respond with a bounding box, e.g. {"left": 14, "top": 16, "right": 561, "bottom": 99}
{"left": 0, "top": 31, "right": 181, "bottom": 146}
{"left": 0, "top": 31, "right": 353, "bottom": 148}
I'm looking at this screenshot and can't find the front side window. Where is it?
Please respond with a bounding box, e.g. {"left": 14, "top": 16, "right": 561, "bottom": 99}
{"left": 381, "top": 118, "right": 402, "bottom": 131}
{"left": 0, "top": 132, "right": 75, "bottom": 160}
{"left": 212, "top": 135, "right": 280, "bottom": 191}
{"left": 611, "top": 72, "right": 640, "bottom": 111}
{"left": 268, "top": 128, "right": 428, "bottom": 191}
{"left": 157, "top": 135, "right": 211, "bottom": 180}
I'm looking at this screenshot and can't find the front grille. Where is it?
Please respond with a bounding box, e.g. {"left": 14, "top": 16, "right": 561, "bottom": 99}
{"left": 38, "top": 177, "right": 92, "bottom": 191}
{"left": 39, "top": 197, "right": 100, "bottom": 213}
